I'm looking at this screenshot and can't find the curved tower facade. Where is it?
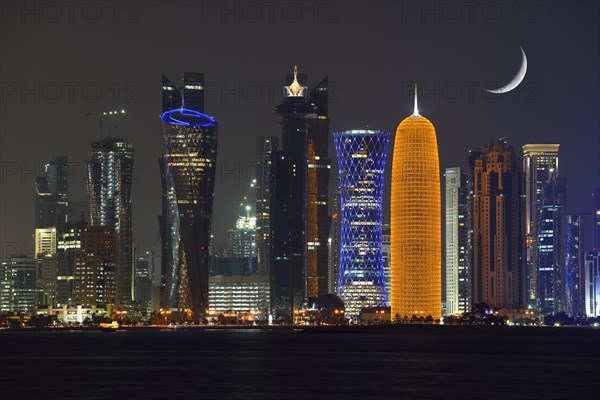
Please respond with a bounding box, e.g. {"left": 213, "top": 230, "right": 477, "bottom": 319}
{"left": 334, "top": 130, "right": 389, "bottom": 317}
{"left": 391, "top": 93, "right": 441, "bottom": 320}
{"left": 160, "top": 108, "right": 218, "bottom": 319}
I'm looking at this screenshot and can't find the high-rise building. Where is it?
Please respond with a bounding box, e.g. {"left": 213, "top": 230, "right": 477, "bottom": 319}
{"left": 333, "top": 130, "right": 389, "bottom": 317}
{"left": 584, "top": 250, "right": 600, "bottom": 317}
{"left": 537, "top": 176, "right": 566, "bottom": 314}
{"left": 134, "top": 253, "right": 152, "bottom": 308}
{"left": 444, "top": 167, "right": 470, "bottom": 315}
{"left": 0, "top": 262, "right": 12, "bottom": 312}
{"left": 327, "top": 189, "right": 342, "bottom": 295}
{"left": 159, "top": 84, "right": 218, "bottom": 319}
{"left": 86, "top": 137, "right": 134, "bottom": 309}
{"left": 523, "top": 144, "right": 560, "bottom": 305}
{"left": 8, "top": 255, "right": 38, "bottom": 314}
{"left": 228, "top": 209, "right": 257, "bottom": 260}
{"left": 56, "top": 219, "right": 86, "bottom": 306}
{"left": 255, "top": 135, "right": 279, "bottom": 277}
{"left": 74, "top": 227, "right": 118, "bottom": 307}
{"left": 35, "top": 156, "right": 69, "bottom": 233}
{"left": 381, "top": 224, "right": 391, "bottom": 306}
{"left": 35, "top": 228, "right": 58, "bottom": 306}
{"left": 390, "top": 89, "right": 441, "bottom": 320}
{"left": 270, "top": 66, "right": 329, "bottom": 320}
{"left": 472, "top": 140, "right": 526, "bottom": 309}
{"left": 593, "top": 188, "right": 600, "bottom": 250}
{"left": 560, "top": 213, "right": 592, "bottom": 316}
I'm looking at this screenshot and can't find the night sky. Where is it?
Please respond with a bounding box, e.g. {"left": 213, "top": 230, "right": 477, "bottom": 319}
{"left": 1, "top": 0, "right": 598, "bottom": 258}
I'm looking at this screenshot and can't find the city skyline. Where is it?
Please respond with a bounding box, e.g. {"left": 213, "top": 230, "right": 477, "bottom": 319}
{"left": 2, "top": 2, "right": 599, "bottom": 257}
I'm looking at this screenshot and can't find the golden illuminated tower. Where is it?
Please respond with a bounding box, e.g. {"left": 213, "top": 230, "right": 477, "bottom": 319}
{"left": 390, "top": 86, "right": 441, "bottom": 320}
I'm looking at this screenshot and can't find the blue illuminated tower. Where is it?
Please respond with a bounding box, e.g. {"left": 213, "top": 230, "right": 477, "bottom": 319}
{"left": 333, "top": 130, "right": 389, "bottom": 317}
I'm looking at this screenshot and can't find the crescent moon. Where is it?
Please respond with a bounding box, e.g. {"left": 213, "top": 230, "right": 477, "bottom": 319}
{"left": 485, "top": 47, "right": 527, "bottom": 94}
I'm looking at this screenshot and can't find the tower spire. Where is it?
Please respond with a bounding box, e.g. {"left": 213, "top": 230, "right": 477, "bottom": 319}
{"left": 413, "top": 83, "right": 419, "bottom": 115}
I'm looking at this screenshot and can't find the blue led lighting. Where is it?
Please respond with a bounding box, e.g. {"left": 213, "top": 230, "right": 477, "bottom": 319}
{"left": 333, "top": 130, "right": 390, "bottom": 317}
{"left": 160, "top": 107, "right": 217, "bottom": 127}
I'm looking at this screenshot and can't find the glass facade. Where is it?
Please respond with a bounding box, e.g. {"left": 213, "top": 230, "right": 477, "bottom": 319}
{"left": 334, "top": 130, "right": 389, "bottom": 317}
{"left": 160, "top": 108, "right": 218, "bottom": 319}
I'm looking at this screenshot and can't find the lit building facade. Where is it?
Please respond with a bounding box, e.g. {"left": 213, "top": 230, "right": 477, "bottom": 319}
{"left": 472, "top": 140, "right": 526, "bottom": 309}
{"left": 537, "top": 176, "right": 566, "bottom": 314}
{"left": 584, "top": 251, "right": 600, "bottom": 317}
{"left": 56, "top": 220, "right": 86, "bottom": 306}
{"left": 333, "top": 130, "right": 389, "bottom": 317}
{"left": 160, "top": 107, "right": 218, "bottom": 319}
{"left": 560, "top": 213, "right": 591, "bottom": 316}
{"left": 523, "top": 144, "right": 560, "bottom": 305}
{"left": 328, "top": 188, "right": 341, "bottom": 295}
{"left": 381, "top": 224, "right": 391, "bottom": 306}
{"left": 270, "top": 66, "right": 330, "bottom": 320}
{"left": 8, "top": 255, "right": 38, "bottom": 314}
{"left": 208, "top": 275, "right": 269, "bottom": 317}
{"left": 35, "top": 228, "right": 58, "bottom": 306}
{"left": 390, "top": 92, "right": 441, "bottom": 320}
{"left": 86, "top": 137, "right": 134, "bottom": 309}
{"left": 35, "top": 156, "right": 69, "bottom": 234}
{"left": 74, "top": 227, "right": 117, "bottom": 307}
{"left": 228, "top": 211, "right": 257, "bottom": 259}
{"left": 444, "top": 167, "right": 470, "bottom": 315}
{"left": 255, "top": 135, "right": 279, "bottom": 276}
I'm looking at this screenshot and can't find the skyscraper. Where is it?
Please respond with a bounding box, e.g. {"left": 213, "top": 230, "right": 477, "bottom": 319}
{"left": 390, "top": 89, "right": 441, "bottom": 320}
{"left": 228, "top": 208, "right": 257, "bottom": 259}
{"left": 74, "top": 227, "right": 118, "bottom": 307}
{"left": 86, "top": 137, "right": 134, "bottom": 309}
{"left": 593, "top": 188, "right": 600, "bottom": 250}
{"left": 8, "top": 255, "right": 38, "bottom": 314}
{"left": 523, "top": 144, "right": 560, "bottom": 305}
{"left": 444, "top": 167, "right": 470, "bottom": 315}
{"left": 35, "top": 227, "right": 58, "bottom": 306}
{"left": 472, "top": 140, "right": 526, "bottom": 309}
{"left": 584, "top": 250, "right": 599, "bottom": 317}
{"left": 35, "top": 156, "right": 69, "bottom": 233}
{"left": 270, "top": 66, "right": 329, "bottom": 320}
{"left": 560, "top": 213, "right": 591, "bottom": 316}
{"left": 537, "top": 176, "right": 566, "bottom": 314}
{"left": 328, "top": 188, "right": 341, "bottom": 295}
{"left": 255, "top": 135, "right": 279, "bottom": 276}
{"left": 334, "top": 130, "right": 389, "bottom": 317}
{"left": 159, "top": 98, "right": 218, "bottom": 319}
{"left": 56, "top": 219, "right": 86, "bottom": 306}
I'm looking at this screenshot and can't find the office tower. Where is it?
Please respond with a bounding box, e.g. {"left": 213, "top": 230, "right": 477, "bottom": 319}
{"left": 390, "top": 89, "right": 441, "bottom": 320}
{"left": 444, "top": 167, "right": 470, "bottom": 315}
{"left": 333, "top": 130, "right": 389, "bottom": 317}
{"left": 307, "top": 76, "right": 331, "bottom": 299}
{"left": 584, "top": 251, "right": 599, "bottom": 316}
{"left": 74, "top": 227, "right": 118, "bottom": 307}
{"left": 537, "top": 177, "right": 566, "bottom": 314}
{"left": 35, "top": 228, "right": 58, "bottom": 306}
{"left": 208, "top": 275, "right": 270, "bottom": 317}
{"left": 159, "top": 77, "right": 218, "bottom": 319}
{"left": 270, "top": 66, "right": 330, "bottom": 320}
{"left": 134, "top": 253, "right": 152, "bottom": 307}
{"left": 381, "top": 224, "right": 391, "bottom": 305}
{"left": 472, "top": 140, "right": 526, "bottom": 309}
{"left": 523, "top": 144, "right": 560, "bottom": 305}
{"left": 256, "top": 136, "right": 279, "bottom": 277}
{"left": 86, "top": 137, "right": 134, "bottom": 309}
{"left": 8, "top": 255, "right": 38, "bottom": 314}
{"left": 594, "top": 188, "right": 600, "bottom": 250}
{"left": 560, "top": 214, "right": 591, "bottom": 316}
{"left": 162, "top": 73, "right": 205, "bottom": 114}
{"left": 35, "top": 156, "right": 69, "bottom": 232}
{"left": 228, "top": 209, "right": 257, "bottom": 259}
{"left": 0, "top": 262, "right": 11, "bottom": 312}
{"left": 56, "top": 219, "right": 86, "bottom": 306}
{"left": 328, "top": 188, "right": 341, "bottom": 295}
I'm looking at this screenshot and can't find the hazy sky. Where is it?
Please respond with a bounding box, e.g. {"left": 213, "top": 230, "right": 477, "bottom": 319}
{"left": 1, "top": 0, "right": 598, "bottom": 258}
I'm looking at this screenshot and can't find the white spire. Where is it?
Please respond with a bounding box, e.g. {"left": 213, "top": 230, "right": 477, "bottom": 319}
{"left": 413, "top": 83, "right": 419, "bottom": 115}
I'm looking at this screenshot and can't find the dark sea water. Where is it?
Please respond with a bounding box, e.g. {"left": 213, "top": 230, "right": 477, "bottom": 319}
{"left": 1, "top": 327, "right": 599, "bottom": 399}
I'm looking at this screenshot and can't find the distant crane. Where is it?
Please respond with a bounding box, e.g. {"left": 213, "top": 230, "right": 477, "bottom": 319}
{"left": 86, "top": 109, "right": 126, "bottom": 139}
